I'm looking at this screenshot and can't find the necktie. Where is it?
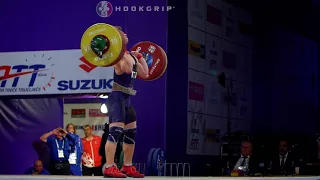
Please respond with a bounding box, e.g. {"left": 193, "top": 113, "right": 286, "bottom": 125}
{"left": 280, "top": 156, "right": 285, "bottom": 167}
{"left": 240, "top": 157, "right": 247, "bottom": 167}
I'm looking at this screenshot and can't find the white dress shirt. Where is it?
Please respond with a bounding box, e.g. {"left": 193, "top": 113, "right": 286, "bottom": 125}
{"left": 279, "top": 152, "right": 288, "bottom": 166}
{"left": 234, "top": 155, "right": 250, "bottom": 170}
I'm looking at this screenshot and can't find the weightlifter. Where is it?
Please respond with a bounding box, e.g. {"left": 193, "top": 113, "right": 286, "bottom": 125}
{"left": 103, "top": 28, "right": 149, "bottom": 178}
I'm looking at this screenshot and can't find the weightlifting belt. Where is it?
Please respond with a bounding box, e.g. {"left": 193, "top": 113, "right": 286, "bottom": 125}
{"left": 112, "top": 82, "right": 136, "bottom": 96}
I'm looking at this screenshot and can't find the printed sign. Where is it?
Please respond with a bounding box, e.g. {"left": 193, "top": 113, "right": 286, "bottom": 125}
{"left": 188, "top": 40, "right": 206, "bottom": 59}
{"left": 189, "top": 81, "right": 205, "bottom": 101}
{"left": 0, "top": 50, "right": 114, "bottom": 96}
{"left": 71, "top": 109, "right": 86, "bottom": 118}
{"left": 207, "top": 4, "right": 221, "bottom": 26}
{"left": 89, "top": 109, "right": 108, "bottom": 117}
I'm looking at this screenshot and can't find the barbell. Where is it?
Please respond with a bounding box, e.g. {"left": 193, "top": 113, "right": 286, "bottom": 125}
{"left": 80, "top": 23, "right": 167, "bottom": 81}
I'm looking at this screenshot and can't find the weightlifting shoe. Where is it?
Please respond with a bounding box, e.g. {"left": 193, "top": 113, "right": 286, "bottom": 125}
{"left": 121, "top": 165, "right": 145, "bottom": 178}
{"left": 104, "top": 165, "right": 127, "bottom": 178}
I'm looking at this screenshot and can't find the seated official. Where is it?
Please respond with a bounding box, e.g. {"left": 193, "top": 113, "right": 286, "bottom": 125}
{"left": 40, "top": 127, "right": 72, "bottom": 175}
{"left": 232, "top": 141, "right": 260, "bottom": 175}
{"left": 271, "top": 140, "right": 295, "bottom": 175}
{"left": 32, "top": 140, "right": 50, "bottom": 170}
{"left": 24, "top": 160, "right": 50, "bottom": 175}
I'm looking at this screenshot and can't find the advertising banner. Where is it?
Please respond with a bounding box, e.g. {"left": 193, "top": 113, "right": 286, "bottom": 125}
{"left": 186, "top": 112, "right": 221, "bottom": 155}
{"left": 0, "top": 50, "right": 114, "bottom": 96}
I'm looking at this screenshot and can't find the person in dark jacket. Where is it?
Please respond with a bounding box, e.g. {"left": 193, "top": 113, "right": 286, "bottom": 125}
{"left": 99, "top": 123, "right": 123, "bottom": 166}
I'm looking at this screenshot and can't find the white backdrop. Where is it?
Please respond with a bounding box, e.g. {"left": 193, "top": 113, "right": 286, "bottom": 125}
{"left": 63, "top": 103, "right": 108, "bottom": 138}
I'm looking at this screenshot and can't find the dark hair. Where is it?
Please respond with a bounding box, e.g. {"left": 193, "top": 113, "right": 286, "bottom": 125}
{"left": 83, "top": 125, "right": 91, "bottom": 130}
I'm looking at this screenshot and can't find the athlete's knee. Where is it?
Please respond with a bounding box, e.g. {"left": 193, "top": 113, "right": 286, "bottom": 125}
{"left": 107, "top": 126, "right": 124, "bottom": 144}
{"left": 123, "top": 127, "right": 137, "bottom": 144}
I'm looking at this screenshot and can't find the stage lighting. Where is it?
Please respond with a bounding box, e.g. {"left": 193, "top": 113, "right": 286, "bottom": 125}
{"left": 100, "top": 103, "right": 108, "bottom": 113}
{"left": 99, "top": 94, "right": 108, "bottom": 99}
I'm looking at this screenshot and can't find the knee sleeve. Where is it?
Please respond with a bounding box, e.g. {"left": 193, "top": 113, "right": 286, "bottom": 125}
{"left": 107, "top": 126, "right": 124, "bottom": 143}
{"left": 123, "top": 128, "right": 137, "bottom": 144}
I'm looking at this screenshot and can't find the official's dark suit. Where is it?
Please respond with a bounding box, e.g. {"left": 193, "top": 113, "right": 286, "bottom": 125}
{"left": 272, "top": 153, "right": 294, "bottom": 175}
{"left": 231, "top": 154, "right": 260, "bottom": 175}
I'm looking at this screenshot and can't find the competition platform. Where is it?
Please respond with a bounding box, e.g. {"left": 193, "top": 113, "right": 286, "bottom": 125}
{"left": 0, "top": 176, "right": 319, "bottom": 180}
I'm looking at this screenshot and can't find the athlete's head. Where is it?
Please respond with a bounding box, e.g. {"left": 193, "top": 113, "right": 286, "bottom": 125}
{"left": 115, "top": 26, "right": 128, "bottom": 44}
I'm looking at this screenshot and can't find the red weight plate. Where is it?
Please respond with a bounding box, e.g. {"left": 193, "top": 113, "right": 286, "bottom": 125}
{"left": 157, "top": 46, "right": 168, "bottom": 80}
{"left": 130, "top": 41, "right": 166, "bottom": 81}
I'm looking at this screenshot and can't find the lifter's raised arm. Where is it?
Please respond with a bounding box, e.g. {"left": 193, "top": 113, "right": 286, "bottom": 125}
{"left": 131, "top": 51, "right": 149, "bottom": 79}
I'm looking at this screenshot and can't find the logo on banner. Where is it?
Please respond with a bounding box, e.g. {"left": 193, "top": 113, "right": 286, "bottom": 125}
{"left": 58, "top": 56, "right": 114, "bottom": 91}
{"left": 57, "top": 79, "right": 113, "bottom": 91}
{"left": 71, "top": 109, "right": 86, "bottom": 118}
{"left": 75, "top": 124, "right": 105, "bottom": 131}
{"left": 96, "top": 1, "right": 113, "bottom": 17}
{"left": 226, "top": 26, "right": 234, "bottom": 37}
{"left": 191, "top": 109, "right": 203, "bottom": 134}
{"left": 96, "top": 0, "right": 173, "bottom": 17}
{"left": 226, "top": 7, "right": 234, "bottom": 23}
{"left": 0, "top": 54, "right": 55, "bottom": 93}
{"left": 188, "top": 40, "right": 205, "bottom": 59}
{"left": 207, "top": 4, "right": 221, "bottom": 26}
{"left": 89, "top": 109, "right": 107, "bottom": 117}
{"left": 210, "top": 40, "right": 218, "bottom": 56}
{"left": 56, "top": 54, "right": 114, "bottom": 92}
{"left": 209, "top": 59, "right": 217, "bottom": 70}
{"left": 189, "top": 139, "right": 200, "bottom": 150}
{"left": 208, "top": 40, "right": 218, "bottom": 72}
{"left": 188, "top": 81, "right": 204, "bottom": 101}
{"left": 189, "top": 0, "right": 203, "bottom": 20}
{"left": 222, "top": 50, "right": 236, "bottom": 70}
{"left": 205, "top": 129, "right": 220, "bottom": 142}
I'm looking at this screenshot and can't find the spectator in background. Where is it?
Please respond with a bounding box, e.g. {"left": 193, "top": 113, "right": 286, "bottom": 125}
{"left": 24, "top": 160, "right": 50, "bottom": 175}
{"left": 66, "top": 123, "right": 83, "bottom": 176}
{"left": 232, "top": 141, "right": 260, "bottom": 175}
{"left": 40, "top": 127, "right": 72, "bottom": 175}
{"left": 32, "top": 140, "right": 50, "bottom": 170}
{"left": 272, "top": 140, "right": 294, "bottom": 175}
{"left": 99, "top": 123, "right": 123, "bottom": 166}
{"left": 81, "top": 125, "right": 103, "bottom": 176}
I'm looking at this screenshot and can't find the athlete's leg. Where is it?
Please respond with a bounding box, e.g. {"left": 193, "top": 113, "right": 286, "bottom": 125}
{"left": 123, "top": 121, "right": 136, "bottom": 165}
{"left": 103, "top": 96, "right": 127, "bottom": 178}
{"left": 105, "top": 122, "right": 124, "bottom": 167}
{"left": 120, "top": 106, "right": 144, "bottom": 178}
